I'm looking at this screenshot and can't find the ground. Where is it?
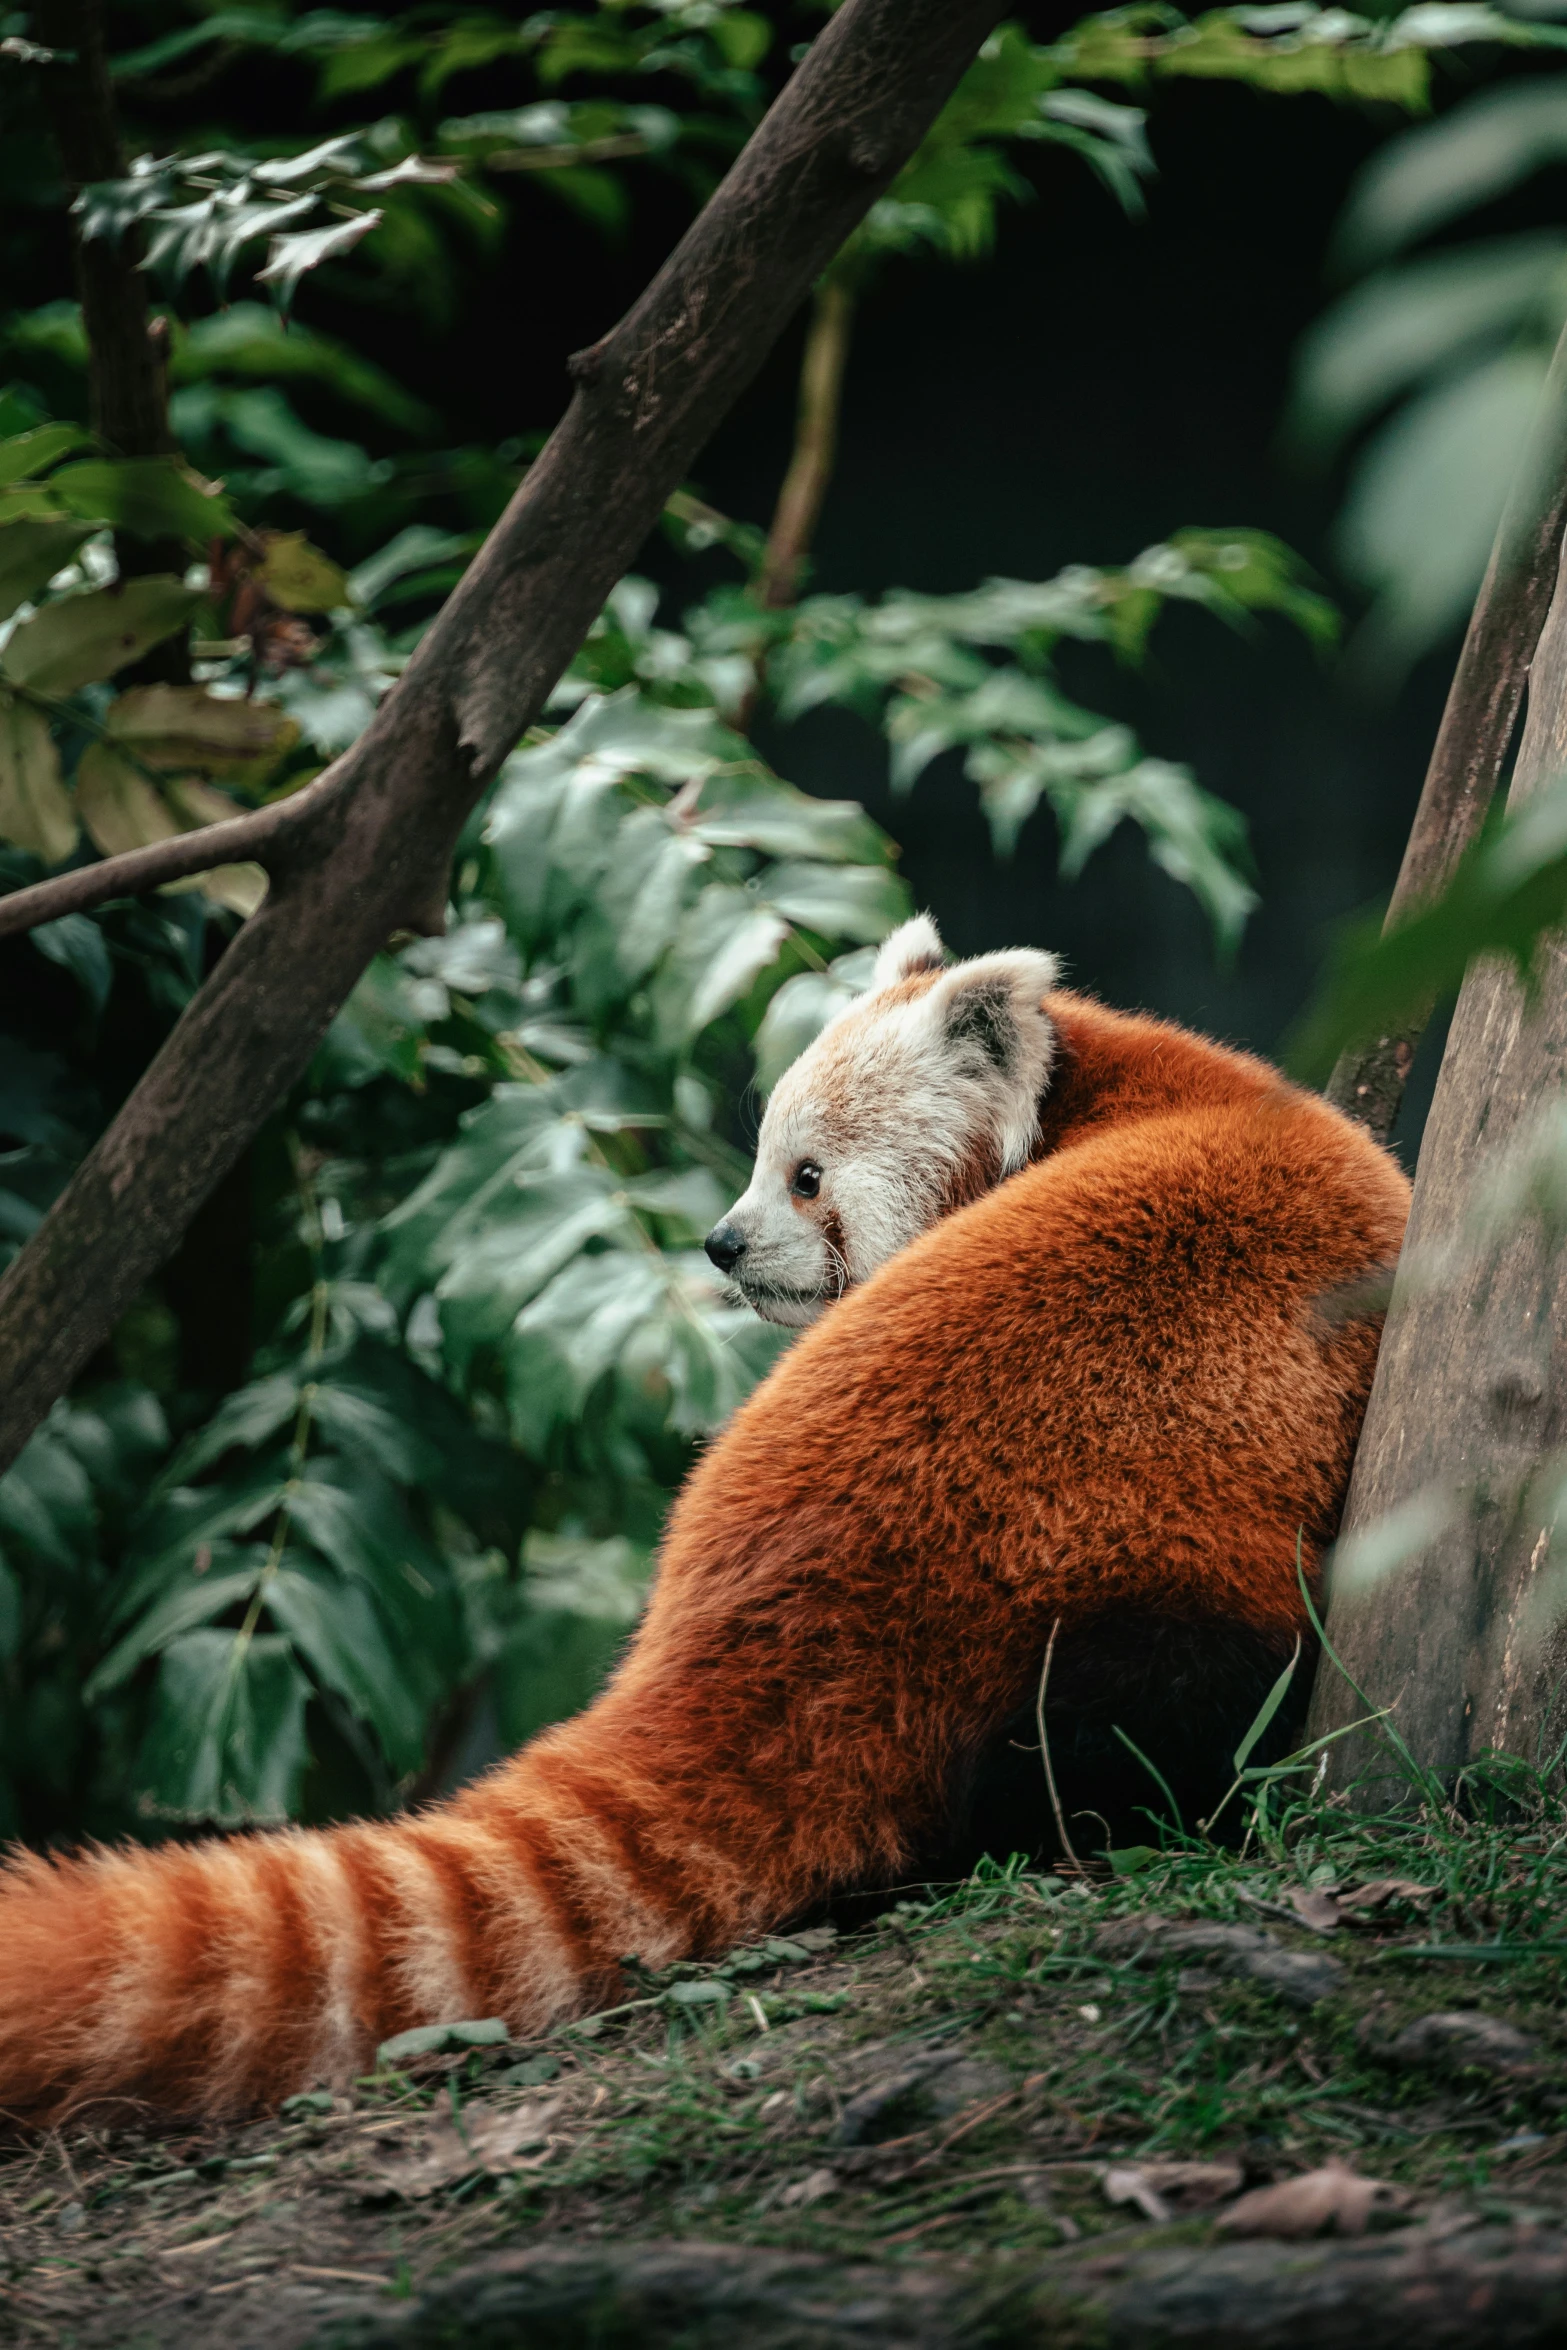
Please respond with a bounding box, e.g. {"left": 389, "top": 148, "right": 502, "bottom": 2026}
{"left": 3, "top": 1771, "right": 1566, "bottom": 2349}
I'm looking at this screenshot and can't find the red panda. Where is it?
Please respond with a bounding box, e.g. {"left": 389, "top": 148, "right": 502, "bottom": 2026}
{"left": 0, "top": 921, "right": 1409, "bottom": 2122}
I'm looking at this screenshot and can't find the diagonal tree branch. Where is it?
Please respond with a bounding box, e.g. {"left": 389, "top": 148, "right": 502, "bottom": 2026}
{"left": 0, "top": 0, "right": 1016, "bottom": 1477}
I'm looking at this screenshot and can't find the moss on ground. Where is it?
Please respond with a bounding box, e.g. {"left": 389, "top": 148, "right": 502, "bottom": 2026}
{"left": 3, "top": 1764, "right": 1566, "bottom": 2347}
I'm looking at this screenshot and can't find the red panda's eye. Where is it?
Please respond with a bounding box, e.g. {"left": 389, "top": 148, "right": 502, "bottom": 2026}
{"left": 792, "top": 1162, "right": 822, "bottom": 1200}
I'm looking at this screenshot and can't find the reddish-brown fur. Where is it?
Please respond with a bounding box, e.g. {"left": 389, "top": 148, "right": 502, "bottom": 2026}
{"left": 0, "top": 994, "right": 1410, "bottom": 2123}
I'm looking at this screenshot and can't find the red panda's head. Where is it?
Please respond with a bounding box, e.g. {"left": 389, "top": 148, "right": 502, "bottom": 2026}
{"left": 705, "top": 914, "right": 1060, "bottom": 1326}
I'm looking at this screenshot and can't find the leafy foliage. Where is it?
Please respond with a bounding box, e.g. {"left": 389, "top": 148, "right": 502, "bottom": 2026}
{"left": 0, "top": 425, "right": 341, "bottom": 905}
{"left": 1287, "top": 73, "right": 1567, "bottom": 674}
{"left": 0, "top": 0, "right": 1530, "bottom": 1835}
{"left": 75, "top": 130, "right": 470, "bottom": 316}
{"left": 729, "top": 529, "right": 1334, "bottom": 950}
{"left": 1285, "top": 768, "right": 1567, "bottom": 1080}
{"left": 1051, "top": 1, "right": 1566, "bottom": 112}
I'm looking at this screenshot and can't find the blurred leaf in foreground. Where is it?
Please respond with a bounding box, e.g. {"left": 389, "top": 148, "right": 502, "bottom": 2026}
{"left": 1285, "top": 770, "right": 1567, "bottom": 1082}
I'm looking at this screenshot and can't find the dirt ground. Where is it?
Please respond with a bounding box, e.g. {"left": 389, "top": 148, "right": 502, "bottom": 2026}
{"left": 3, "top": 1805, "right": 1565, "bottom": 2350}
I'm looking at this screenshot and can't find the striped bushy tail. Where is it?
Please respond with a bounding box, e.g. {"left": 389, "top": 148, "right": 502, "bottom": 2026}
{"left": 0, "top": 1698, "right": 796, "bottom": 2126}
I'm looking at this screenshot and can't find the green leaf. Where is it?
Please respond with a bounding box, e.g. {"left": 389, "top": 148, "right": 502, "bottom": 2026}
{"left": 753, "top": 952, "right": 875, "bottom": 1090}
{"left": 348, "top": 524, "right": 477, "bottom": 611}
{"left": 1106, "top": 1846, "right": 1160, "bottom": 1877}
{"left": 265, "top": 1558, "right": 425, "bottom": 1774}
{"left": 504, "top": 1252, "right": 670, "bottom": 1452}
{"left": 256, "top": 209, "right": 384, "bottom": 311}
{"left": 283, "top": 1460, "right": 463, "bottom": 1697}
{"left": 688, "top": 769, "right": 892, "bottom": 865}
{"left": 135, "top": 1628, "right": 310, "bottom": 1824}
{"left": 0, "top": 424, "right": 95, "bottom": 489}
{"left": 1054, "top": 759, "right": 1258, "bottom": 962}
{"left": 1332, "top": 74, "right": 1567, "bottom": 275}
{"left": 650, "top": 885, "right": 789, "bottom": 1044}
{"left": 174, "top": 302, "right": 438, "bottom": 437}
{"left": 1285, "top": 767, "right": 1567, "bottom": 1080}
{"left": 1335, "top": 352, "right": 1544, "bottom": 676}
{"left": 708, "top": 9, "right": 770, "bottom": 69}
{"left": 378, "top": 1083, "right": 573, "bottom": 1299}
{"left": 31, "top": 915, "right": 112, "bottom": 1015}
{"left": 0, "top": 1556, "right": 20, "bottom": 1663}
{"left": 1286, "top": 233, "right": 1567, "bottom": 465}
{"left": 161, "top": 1372, "right": 302, "bottom": 1486}
{"left": 0, "top": 518, "right": 98, "bottom": 626}
{"left": 46, "top": 457, "right": 235, "bottom": 543}
{"left": 376, "top": 2018, "right": 510, "bottom": 2067}
{"left": 119, "top": 1461, "right": 291, "bottom": 1620}
{"left": 1, "top": 577, "right": 199, "bottom": 694}
{"left": 757, "top": 860, "right": 911, "bottom": 945}
{"left": 0, "top": 694, "right": 74, "bottom": 863}
{"left": 665, "top": 1976, "right": 732, "bottom": 2006}
{"left": 307, "top": 1380, "right": 444, "bottom": 1486}
{"left": 1232, "top": 1638, "right": 1303, "bottom": 1775}
{"left": 86, "top": 1565, "right": 262, "bottom": 1701}
{"left": 313, "top": 954, "right": 444, "bottom": 1090}
{"left": 520, "top": 1530, "right": 649, "bottom": 1623}
{"left": 435, "top": 1171, "right": 639, "bottom": 1372}
{"left": 0, "top": 1420, "right": 96, "bottom": 1570}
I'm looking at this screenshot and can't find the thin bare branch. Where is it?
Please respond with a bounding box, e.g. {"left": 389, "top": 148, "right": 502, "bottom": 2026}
{"left": 757, "top": 275, "right": 857, "bottom": 611}
{"left": 0, "top": 787, "right": 326, "bottom": 938}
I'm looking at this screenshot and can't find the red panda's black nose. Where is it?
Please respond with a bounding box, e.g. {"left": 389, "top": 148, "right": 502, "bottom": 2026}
{"left": 705, "top": 1222, "right": 747, "bottom": 1274}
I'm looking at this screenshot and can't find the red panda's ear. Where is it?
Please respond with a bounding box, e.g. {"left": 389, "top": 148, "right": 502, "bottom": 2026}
{"left": 923, "top": 948, "right": 1061, "bottom": 1168}
{"left": 872, "top": 914, "right": 946, "bottom": 991}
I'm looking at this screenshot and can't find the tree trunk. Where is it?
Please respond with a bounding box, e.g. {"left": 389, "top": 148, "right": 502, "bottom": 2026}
{"left": 1326, "top": 322, "right": 1567, "bottom": 1146}
{"left": 0, "top": 0, "right": 1015, "bottom": 1479}
{"left": 1307, "top": 525, "right": 1567, "bottom": 1795}
{"left": 32, "top": 0, "right": 173, "bottom": 464}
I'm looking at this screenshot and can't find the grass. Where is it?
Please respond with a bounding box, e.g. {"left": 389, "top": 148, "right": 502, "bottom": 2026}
{"left": 2, "top": 1732, "right": 1566, "bottom": 2347}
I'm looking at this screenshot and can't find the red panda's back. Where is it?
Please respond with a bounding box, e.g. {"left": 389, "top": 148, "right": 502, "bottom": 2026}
{"left": 634, "top": 1077, "right": 1409, "bottom": 1836}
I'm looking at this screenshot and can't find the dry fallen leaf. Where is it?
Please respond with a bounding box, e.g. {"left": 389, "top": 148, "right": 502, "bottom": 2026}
{"left": 1103, "top": 2159, "right": 1244, "bottom": 2222}
{"left": 1216, "top": 2159, "right": 1411, "bottom": 2239}
{"left": 366, "top": 2094, "right": 561, "bottom": 2200}
{"left": 1344, "top": 1878, "right": 1438, "bottom": 1914}
{"left": 1282, "top": 1886, "right": 1344, "bottom": 1934}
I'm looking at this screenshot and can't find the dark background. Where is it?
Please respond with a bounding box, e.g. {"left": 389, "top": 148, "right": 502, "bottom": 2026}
{"left": 316, "top": 70, "right": 1455, "bottom": 1142}
{"left": 13, "top": 32, "right": 1470, "bottom": 1151}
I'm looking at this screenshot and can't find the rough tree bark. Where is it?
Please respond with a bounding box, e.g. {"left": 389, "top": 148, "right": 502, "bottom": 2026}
{"left": 0, "top": 0, "right": 1017, "bottom": 1478}
{"left": 1307, "top": 519, "right": 1567, "bottom": 1793}
{"left": 32, "top": 0, "right": 173, "bottom": 463}
{"left": 1325, "top": 322, "right": 1567, "bottom": 1146}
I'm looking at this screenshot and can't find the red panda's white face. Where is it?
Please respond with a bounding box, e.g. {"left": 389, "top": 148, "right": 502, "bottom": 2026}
{"left": 706, "top": 915, "right": 1061, "bottom": 1326}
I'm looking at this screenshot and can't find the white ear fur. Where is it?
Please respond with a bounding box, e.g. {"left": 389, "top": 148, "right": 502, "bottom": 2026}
{"left": 922, "top": 947, "right": 1061, "bottom": 1171}
{"left": 872, "top": 913, "right": 946, "bottom": 992}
